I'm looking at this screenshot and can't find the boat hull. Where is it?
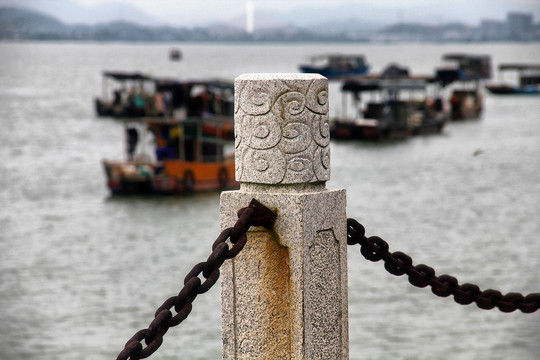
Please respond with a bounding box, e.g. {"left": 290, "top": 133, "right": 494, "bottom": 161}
{"left": 299, "top": 66, "right": 369, "bottom": 79}
{"left": 449, "top": 90, "right": 483, "bottom": 120}
{"left": 103, "top": 159, "right": 238, "bottom": 195}
{"left": 486, "top": 84, "right": 540, "bottom": 95}
{"left": 330, "top": 120, "right": 410, "bottom": 141}
{"left": 411, "top": 120, "right": 446, "bottom": 135}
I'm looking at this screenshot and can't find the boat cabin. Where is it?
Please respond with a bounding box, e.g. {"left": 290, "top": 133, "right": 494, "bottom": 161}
{"left": 440, "top": 53, "right": 492, "bottom": 81}
{"left": 95, "top": 72, "right": 235, "bottom": 127}
{"left": 95, "top": 71, "right": 156, "bottom": 117}
{"left": 299, "top": 54, "right": 369, "bottom": 78}
{"left": 153, "top": 79, "right": 234, "bottom": 120}
{"left": 486, "top": 63, "right": 540, "bottom": 95}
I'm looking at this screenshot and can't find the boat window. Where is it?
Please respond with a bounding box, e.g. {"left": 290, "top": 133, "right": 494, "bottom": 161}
{"left": 521, "top": 75, "right": 540, "bottom": 87}
{"left": 184, "top": 139, "right": 195, "bottom": 161}
{"left": 202, "top": 141, "right": 223, "bottom": 162}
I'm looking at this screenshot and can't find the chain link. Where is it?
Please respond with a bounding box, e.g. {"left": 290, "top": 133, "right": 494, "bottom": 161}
{"left": 116, "top": 199, "right": 276, "bottom": 360}
{"left": 347, "top": 218, "right": 540, "bottom": 313}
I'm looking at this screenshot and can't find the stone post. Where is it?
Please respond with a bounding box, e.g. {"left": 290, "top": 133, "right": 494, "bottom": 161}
{"left": 220, "top": 73, "right": 348, "bottom": 359}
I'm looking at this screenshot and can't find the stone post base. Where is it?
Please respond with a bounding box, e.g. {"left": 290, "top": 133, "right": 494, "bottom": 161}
{"left": 220, "top": 186, "right": 348, "bottom": 359}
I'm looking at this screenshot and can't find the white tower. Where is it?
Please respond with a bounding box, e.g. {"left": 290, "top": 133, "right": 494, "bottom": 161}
{"left": 246, "top": 2, "right": 254, "bottom": 34}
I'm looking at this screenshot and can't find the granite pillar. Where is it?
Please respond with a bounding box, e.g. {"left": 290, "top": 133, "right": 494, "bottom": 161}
{"left": 220, "top": 73, "right": 348, "bottom": 359}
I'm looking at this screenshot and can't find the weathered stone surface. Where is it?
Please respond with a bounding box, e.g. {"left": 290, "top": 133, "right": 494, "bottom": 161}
{"left": 221, "top": 74, "right": 348, "bottom": 359}
{"left": 221, "top": 189, "right": 348, "bottom": 360}
{"left": 234, "top": 73, "right": 330, "bottom": 185}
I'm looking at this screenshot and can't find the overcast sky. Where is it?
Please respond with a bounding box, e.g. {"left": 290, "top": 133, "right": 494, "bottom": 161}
{"left": 74, "top": 0, "right": 540, "bottom": 26}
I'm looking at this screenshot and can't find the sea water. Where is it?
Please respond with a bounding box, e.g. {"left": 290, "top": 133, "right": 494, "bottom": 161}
{"left": 1, "top": 42, "right": 539, "bottom": 360}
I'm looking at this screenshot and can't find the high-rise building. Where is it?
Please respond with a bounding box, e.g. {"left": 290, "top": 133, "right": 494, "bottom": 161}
{"left": 479, "top": 20, "right": 507, "bottom": 40}
{"left": 507, "top": 12, "right": 534, "bottom": 40}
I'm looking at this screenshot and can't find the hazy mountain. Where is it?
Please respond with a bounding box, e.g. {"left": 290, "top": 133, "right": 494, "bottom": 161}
{"left": 3, "top": 0, "right": 538, "bottom": 32}
{"left": 0, "top": 6, "right": 358, "bottom": 42}
{"left": 376, "top": 21, "right": 474, "bottom": 41}
{"left": 262, "top": 5, "right": 392, "bottom": 29}
{"left": 217, "top": 11, "right": 289, "bottom": 31}
{"left": 1, "top": 5, "right": 538, "bottom": 42}
{"left": 206, "top": 7, "right": 386, "bottom": 39}
{"left": 381, "top": 22, "right": 470, "bottom": 35}
{"left": 0, "top": 7, "right": 69, "bottom": 38}
{"left": 0, "top": 0, "right": 162, "bottom": 26}
{"left": 0, "top": 7, "right": 185, "bottom": 40}
{"left": 258, "top": 1, "right": 540, "bottom": 28}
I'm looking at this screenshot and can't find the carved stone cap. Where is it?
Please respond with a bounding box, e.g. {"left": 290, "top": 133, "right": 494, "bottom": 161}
{"left": 234, "top": 73, "right": 330, "bottom": 185}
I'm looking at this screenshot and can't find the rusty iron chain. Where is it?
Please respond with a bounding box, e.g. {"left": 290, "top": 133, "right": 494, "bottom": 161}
{"left": 116, "top": 199, "right": 276, "bottom": 360}
{"left": 347, "top": 218, "right": 540, "bottom": 313}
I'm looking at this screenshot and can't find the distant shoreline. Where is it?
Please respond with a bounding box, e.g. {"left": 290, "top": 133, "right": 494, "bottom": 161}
{"left": 1, "top": 39, "right": 539, "bottom": 46}
{"left": 2, "top": 6, "right": 539, "bottom": 44}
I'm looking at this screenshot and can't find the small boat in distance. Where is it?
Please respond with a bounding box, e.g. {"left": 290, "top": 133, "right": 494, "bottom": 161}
{"left": 169, "top": 48, "right": 182, "bottom": 61}
{"left": 486, "top": 63, "right": 540, "bottom": 95}
{"left": 299, "top": 54, "right": 369, "bottom": 79}
{"left": 103, "top": 117, "right": 238, "bottom": 195}
{"left": 435, "top": 53, "right": 492, "bottom": 120}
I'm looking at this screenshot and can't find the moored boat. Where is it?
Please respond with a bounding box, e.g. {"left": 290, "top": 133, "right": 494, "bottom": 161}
{"left": 169, "top": 48, "right": 182, "bottom": 61}
{"left": 331, "top": 64, "right": 449, "bottom": 141}
{"left": 299, "top": 54, "right": 369, "bottom": 79}
{"left": 485, "top": 63, "right": 540, "bottom": 95}
{"left": 103, "top": 117, "right": 238, "bottom": 195}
